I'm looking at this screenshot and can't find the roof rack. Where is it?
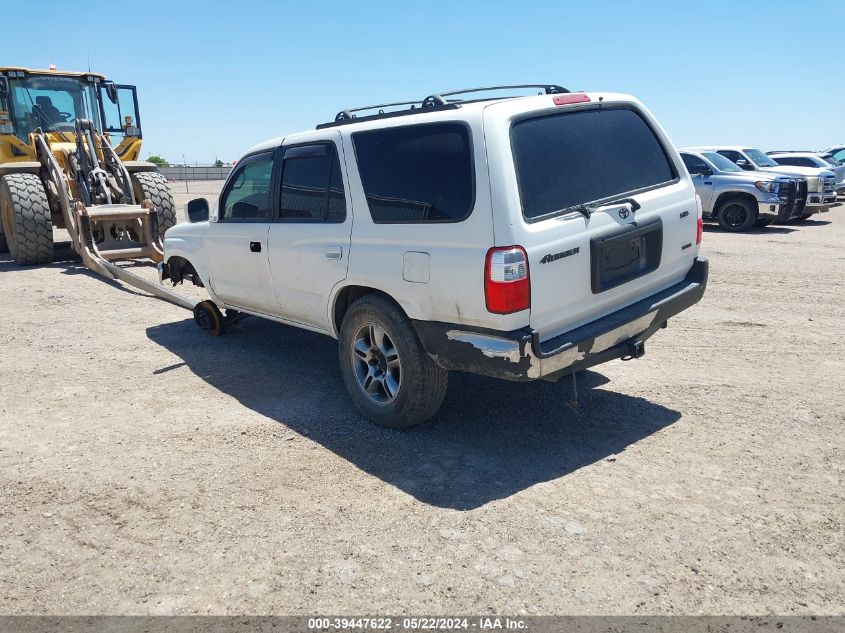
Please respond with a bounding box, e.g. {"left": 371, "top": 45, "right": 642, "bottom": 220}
{"left": 318, "top": 84, "right": 570, "bottom": 129}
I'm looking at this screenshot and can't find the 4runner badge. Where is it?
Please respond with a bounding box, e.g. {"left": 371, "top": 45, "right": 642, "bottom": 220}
{"left": 540, "top": 247, "right": 580, "bottom": 264}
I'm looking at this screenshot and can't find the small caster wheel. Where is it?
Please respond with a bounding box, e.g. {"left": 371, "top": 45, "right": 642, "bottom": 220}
{"left": 193, "top": 300, "right": 226, "bottom": 336}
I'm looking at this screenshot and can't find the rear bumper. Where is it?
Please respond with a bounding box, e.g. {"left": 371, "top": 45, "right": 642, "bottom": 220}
{"left": 414, "top": 257, "right": 709, "bottom": 382}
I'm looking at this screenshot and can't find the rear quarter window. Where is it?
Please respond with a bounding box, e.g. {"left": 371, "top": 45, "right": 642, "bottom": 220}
{"left": 511, "top": 107, "right": 677, "bottom": 221}
{"left": 352, "top": 122, "right": 474, "bottom": 223}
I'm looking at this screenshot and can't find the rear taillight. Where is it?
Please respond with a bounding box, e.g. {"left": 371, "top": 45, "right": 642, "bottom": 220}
{"left": 695, "top": 195, "right": 704, "bottom": 245}
{"left": 485, "top": 246, "right": 530, "bottom": 314}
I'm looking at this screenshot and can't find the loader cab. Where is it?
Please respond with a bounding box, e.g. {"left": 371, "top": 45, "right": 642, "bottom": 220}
{"left": 0, "top": 69, "right": 140, "bottom": 144}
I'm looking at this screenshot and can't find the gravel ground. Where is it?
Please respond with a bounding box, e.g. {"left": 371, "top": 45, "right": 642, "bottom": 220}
{"left": 0, "top": 182, "right": 842, "bottom": 615}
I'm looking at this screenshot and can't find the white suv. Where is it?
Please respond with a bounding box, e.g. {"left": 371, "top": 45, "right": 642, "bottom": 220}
{"left": 160, "top": 85, "right": 708, "bottom": 428}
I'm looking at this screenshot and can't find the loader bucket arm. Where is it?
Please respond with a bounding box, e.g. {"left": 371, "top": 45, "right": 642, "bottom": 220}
{"left": 33, "top": 130, "right": 196, "bottom": 312}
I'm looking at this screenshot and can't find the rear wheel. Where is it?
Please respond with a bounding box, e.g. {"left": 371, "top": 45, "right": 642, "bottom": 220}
{"left": 131, "top": 171, "right": 177, "bottom": 235}
{"left": 716, "top": 197, "right": 756, "bottom": 232}
{"left": 338, "top": 294, "right": 448, "bottom": 429}
{"left": 0, "top": 173, "right": 53, "bottom": 265}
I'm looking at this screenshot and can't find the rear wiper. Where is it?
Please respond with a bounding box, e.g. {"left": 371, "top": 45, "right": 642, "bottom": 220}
{"left": 565, "top": 196, "right": 642, "bottom": 219}
{"left": 569, "top": 203, "right": 596, "bottom": 218}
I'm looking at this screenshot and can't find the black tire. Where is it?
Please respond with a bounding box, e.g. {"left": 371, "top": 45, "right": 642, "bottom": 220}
{"left": 0, "top": 223, "right": 7, "bottom": 253}
{"left": 0, "top": 173, "right": 53, "bottom": 265}
{"left": 338, "top": 294, "right": 448, "bottom": 429}
{"left": 131, "top": 171, "right": 177, "bottom": 235}
{"left": 193, "top": 300, "right": 226, "bottom": 336}
{"left": 716, "top": 197, "right": 757, "bottom": 232}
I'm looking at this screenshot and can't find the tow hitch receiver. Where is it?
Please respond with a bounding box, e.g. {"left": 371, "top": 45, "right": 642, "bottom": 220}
{"left": 623, "top": 339, "right": 646, "bottom": 360}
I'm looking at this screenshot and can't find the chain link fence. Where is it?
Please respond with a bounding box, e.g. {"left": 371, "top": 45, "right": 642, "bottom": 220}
{"left": 158, "top": 165, "right": 232, "bottom": 181}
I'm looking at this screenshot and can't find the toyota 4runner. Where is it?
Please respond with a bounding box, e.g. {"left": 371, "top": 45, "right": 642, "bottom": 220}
{"left": 161, "top": 85, "right": 708, "bottom": 428}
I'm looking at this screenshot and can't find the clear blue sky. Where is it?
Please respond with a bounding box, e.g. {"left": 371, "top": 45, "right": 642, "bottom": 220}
{"left": 2, "top": 0, "right": 843, "bottom": 163}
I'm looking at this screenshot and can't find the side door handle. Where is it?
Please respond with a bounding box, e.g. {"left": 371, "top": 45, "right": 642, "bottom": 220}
{"left": 250, "top": 241, "right": 262, "bottom": 253}
{"left": 326, "top": 246, "right": 343, "bottom": 260}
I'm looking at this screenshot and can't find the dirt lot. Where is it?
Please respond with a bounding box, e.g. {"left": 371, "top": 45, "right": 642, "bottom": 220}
{"left": 1, "top": 182, "right": 842, "bottom": 615}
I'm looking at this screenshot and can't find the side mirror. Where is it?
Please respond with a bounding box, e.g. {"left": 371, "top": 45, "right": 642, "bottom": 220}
{"left": 103, "top": 80, "right": 118, "bottom": 104}
{"left": 186, "top": 197, "right": 210, "bottom": 223}
{"left": 735, "top": 159, "right": 751, "bottom": 170}
{"left": 0, "top": 76, "right": 7, "bottom": 99}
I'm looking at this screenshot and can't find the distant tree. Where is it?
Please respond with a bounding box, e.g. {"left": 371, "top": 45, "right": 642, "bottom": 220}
{"left": 147, "top": 155, "right": 169, "bottom": 167}
{"left": 214, "top": 159, "right": 224, "bottom": 168}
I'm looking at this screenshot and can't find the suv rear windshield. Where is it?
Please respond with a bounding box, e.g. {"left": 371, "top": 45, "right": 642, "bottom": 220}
{"left": 511, "top": 107, "right": 676, "bottom": 221}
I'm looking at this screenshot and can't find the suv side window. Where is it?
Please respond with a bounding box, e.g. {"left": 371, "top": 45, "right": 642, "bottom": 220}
{"left": 352, "top": 123, "right": 474, "bottom": 223}
{"left": 220, "top": 153, "right": 274, "bottom": 221}
{"left": 279, "top": 143, "right": 346, "bottom": 222}
{"left": 681, "top": 153, "right": 709, "bottom": 175}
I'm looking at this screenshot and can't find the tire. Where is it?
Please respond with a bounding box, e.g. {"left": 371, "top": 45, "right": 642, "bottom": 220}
{"left": 0, "top": 223, "right": 7, "bottom": 253}
{"left": 0, "top": 173, "right": 53, "bottom": 265}
{"left": 131, "top": 171, "right": 177, "bottom": 235}
{"left": 193, "top": 300, "right": 226, "bottom": 336}
{"left": 338, "top": 294, "right": 448, "bottom": 429}
{"left": 716, "top": 197, "right": 757, "bottom": 232}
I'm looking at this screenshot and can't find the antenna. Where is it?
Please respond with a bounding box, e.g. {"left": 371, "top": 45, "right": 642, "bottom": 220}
{"left": 87, "top": 53, "right": 91, "bottom": 73}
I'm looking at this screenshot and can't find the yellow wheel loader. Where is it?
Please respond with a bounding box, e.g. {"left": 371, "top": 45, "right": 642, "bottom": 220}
{"left": 0, "top": 67, "right": 193, "bottom": 309}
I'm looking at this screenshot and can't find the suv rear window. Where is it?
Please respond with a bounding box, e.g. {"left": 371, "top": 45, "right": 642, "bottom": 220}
{"left": 353, "top": 123, "right": 474, "bottom": 223}
{"left": 511, "top": 107, "right": 676, "bottom": 221}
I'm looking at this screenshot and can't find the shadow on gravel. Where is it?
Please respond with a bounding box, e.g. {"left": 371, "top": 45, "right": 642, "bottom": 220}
{"left": 702, "top": 224, "right": 796, "bottom": 235}
{"left": 147, "top": 316, "right": 681, "bottom": 510}
{"left": 0, "top": 241, "right": 166, "bottom": 300}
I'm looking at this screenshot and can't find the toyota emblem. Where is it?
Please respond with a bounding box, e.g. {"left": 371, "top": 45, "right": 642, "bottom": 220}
{"left": 618, "top": 207, "right": 630, "bottom": 219}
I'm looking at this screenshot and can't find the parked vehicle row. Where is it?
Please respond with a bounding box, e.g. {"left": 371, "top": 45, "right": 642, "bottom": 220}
{"left": 679, "top": 145, "right": 840, "bottom": 232}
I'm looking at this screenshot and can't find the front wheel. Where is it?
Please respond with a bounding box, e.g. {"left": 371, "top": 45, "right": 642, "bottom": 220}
{"left": 338, "top": 294, "right": 448, "bottom": 429}
{"left": 0, "top": 173, "right": 53, "bottom": 265}
{"left": 716, "top": 198, "right": 757, "bottom": 232}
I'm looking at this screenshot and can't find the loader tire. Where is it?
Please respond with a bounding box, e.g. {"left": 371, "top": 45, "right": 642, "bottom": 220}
{"left": 0, "top": 174, "right": 53, "bottom": 265}
{"left": 132, "top": 171, "right": 177, "bottom": 235}
{"left": 0, "top": 223, "right": 7, "bottom": 253}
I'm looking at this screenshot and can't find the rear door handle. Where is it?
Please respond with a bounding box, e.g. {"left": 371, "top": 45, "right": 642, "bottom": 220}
{"left": 326, "top": 246, "right": 343, "bottom": 260}
{"left": 250, "top": 241, "right": 261, "bottom": 253}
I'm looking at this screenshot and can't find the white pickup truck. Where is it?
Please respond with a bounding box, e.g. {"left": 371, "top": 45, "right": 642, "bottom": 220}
{"left": 160, "top": 85, "right": 708, "bottom": 428}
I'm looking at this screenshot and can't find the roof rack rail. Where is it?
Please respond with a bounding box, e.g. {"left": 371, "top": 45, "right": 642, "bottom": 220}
{"left": 318, "top": 83, "right": 570, "bottom": 129}
{"left": 424, "top": 84, "right": 570, "bottom": 106}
